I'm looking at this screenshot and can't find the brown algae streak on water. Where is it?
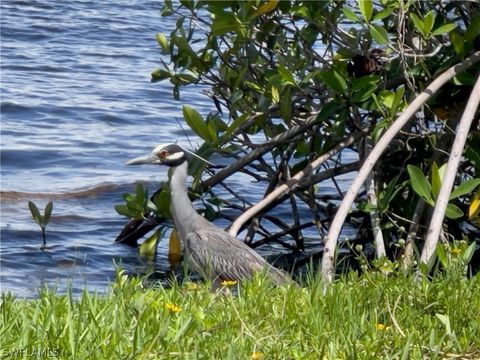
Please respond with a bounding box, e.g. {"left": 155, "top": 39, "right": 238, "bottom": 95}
{"left": 0, "top": 182, "right": 131, "bottom": 203}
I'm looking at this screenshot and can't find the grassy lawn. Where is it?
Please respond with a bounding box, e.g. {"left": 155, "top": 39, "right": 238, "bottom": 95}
{"left": 1, "top": 270, "right": 479, "bottom": 359}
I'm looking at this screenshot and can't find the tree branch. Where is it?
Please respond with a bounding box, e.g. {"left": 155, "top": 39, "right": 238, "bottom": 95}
{"left": 321, "top": 50, "right": 480, "bottom": 284}
{"left": 421, "top": 74, "right": 480, "bottom": 267}
{"left": 364, "top": 136, "right": 386, "bottom": 258}
{"left": 228, "top": 129, "right": 368, "bottom": 237}
{"left": 201, "top": 111, "right": 319, "bottom": 191}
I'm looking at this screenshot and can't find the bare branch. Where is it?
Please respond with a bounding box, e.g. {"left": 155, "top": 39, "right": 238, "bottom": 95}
{"left": 421, "top": 74, "right": 480, "bottom": 266}
{"left": 321, "top": 51, "right": 480, "bottom": 284}
{"left": 364, "top": 136, "right": 386, "bottom": 258}
{"left": 228, "top": 129, "right": 368, "bottom": 237}
{"left": 201, "top": 111, "right": 319, "bottom": 190}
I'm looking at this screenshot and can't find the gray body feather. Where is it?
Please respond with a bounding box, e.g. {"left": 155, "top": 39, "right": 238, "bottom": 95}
{"left": 185, "top": 228, "right": 293, "bottom": 285}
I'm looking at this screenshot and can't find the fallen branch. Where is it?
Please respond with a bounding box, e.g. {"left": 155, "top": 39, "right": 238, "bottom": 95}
{"left": 321, "top": 50, "right": 480, "bottom": 284}
{"left": 421, "top": 74, "right": 480, "bottom": 266}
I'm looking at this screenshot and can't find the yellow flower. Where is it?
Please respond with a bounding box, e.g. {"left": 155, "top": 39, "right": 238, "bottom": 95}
{"left": 221, "top": 280, "right": 237, "bottom": 287}
{"left": 251, "top": 352, "right": 263, "bottom": 360}
{"left": 375, "top": 323, "right": 390, "bottom": 331}
{"left": 184, "top": 282, "right": 200, "bottom": 291}
{"left": 165, "top": 303, "right": 182, "bottom": 313}
{"left": 450, "top": 247, "right": 462, "bottom": 255}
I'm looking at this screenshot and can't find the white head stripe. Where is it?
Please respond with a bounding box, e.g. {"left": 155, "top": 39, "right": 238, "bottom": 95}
{"left": 167, "top": 151, "right": 185, "bottom": 161}
{"left": 150, "top": 143, "right": 213, "bottom": 166}
{"left": 153, "top": 143, "right": 169, "bottom": 153}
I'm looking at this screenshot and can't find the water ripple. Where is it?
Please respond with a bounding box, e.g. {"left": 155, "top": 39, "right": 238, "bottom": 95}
{"left": 0, "top": 0, "right": 191, "bottom": 296}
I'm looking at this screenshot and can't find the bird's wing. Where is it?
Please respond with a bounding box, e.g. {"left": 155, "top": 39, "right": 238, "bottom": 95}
{"left": 185, "top": 228, "right": 292, "bottom": 284}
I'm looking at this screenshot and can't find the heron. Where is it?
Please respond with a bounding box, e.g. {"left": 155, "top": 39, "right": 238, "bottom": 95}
{"left": 126, "top": 143, "right": 294, "bottom": 286}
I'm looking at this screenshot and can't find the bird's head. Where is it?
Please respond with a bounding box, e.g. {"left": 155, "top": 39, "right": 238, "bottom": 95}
{"left": 126, "top": 143, "right": 212, "bottom": 168}
{"left": 126, "top": 143, "right": 186, "bottom": 167}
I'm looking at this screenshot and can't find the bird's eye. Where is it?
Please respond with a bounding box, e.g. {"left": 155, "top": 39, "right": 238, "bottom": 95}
{"left": 158, "top": 150, "right": 168, "bottom": 158}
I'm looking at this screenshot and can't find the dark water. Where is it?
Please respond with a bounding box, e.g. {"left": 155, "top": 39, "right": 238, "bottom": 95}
{"left": 1, "top": 1, "right": 353, "bottom": 297}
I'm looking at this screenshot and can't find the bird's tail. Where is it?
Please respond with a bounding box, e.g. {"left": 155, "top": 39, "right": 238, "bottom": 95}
{"left": 266, "top": 265, "right": 299, "bottom": 287}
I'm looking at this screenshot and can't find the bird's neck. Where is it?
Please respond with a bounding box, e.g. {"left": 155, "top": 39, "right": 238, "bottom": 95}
{"left": 168, "top": 161, "right": 207, "bottom": 240}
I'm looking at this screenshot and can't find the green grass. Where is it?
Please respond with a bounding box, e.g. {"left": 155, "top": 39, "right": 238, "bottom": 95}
{"left": 1, "top": 270, "right": 479, "bottom": 359}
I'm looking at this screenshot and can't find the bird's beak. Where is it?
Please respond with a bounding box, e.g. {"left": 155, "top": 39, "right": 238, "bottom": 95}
{"left": 125, "top": 153, "right": 161, "bottom": 165}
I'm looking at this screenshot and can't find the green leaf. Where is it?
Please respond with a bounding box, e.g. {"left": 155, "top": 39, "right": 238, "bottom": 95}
{"left": 377, "top": 176, "right": 405, "bottom": 212}
{"left": 436, "top": 314, "right": 452, "bottom": 336}
{"left": 410, "top": 13, "right": 424, "bottom": 35}
{"left": 390, "top": 86, "right": 405, "bottom": 117}
{"left": 277, "top": 66, "right": 296, "bottom": 86}
{"left": 431, "top": 162, "right": 442, "bottom": 200}
{"left": 271, "top": 85, "right": 280, "bottom": 103}
{"left": 155, "top": 33, "right": 169, "bottom": 54}
{"left": 183, "top": 105, "right": 216, "bottom": 142}
{"left": 318, "top": 69, "right": 347, "bottom": 93}
{"left": 207, "top": 114, "right": 228, "bottom": 133}
{"left": 432, "top": 23, "right": 457, "bottom": 36}
{"left": 211, "top": 14, "right": 241, "bottom": 36}
{"left": 423, "top": 11, "right": 435, "bottom": 36}
{"left": 450, "top": 31, "right": 465, "bottom": 55}
{"left": 126, "top": 199, "right": 144, "bottom": 214}
{"left": 453, "top": 73, "right": 475, "bottom": 86}
{"left": 351, "top": 82, "right": 378, "bottom": 103}
{"left": 369, "top": 24, "right": 390, "bottom": 45}
{"left": 230, "top": 89, "right": 244, "bottom": 104}
{"left": 224, "top": 113, "right": 249, "bottom": 139}
{"left": 465, "top": 15, "right": 480, "bottom": 43}
{"left": 123, "top": 193, "right": 135, "bottom": 202}
{"left": 462, "top": 242, "right": 476, "bottom": 265}
{"left": 350, "top": 74, "right": 381, "bottom": 90}
{"left": 445, "top": 203, "right": 463, "bottom": 219}
{"left": 174, "top": 73, "right": 199, "bottom": 85}
{"left": 151, "top": 69, "right": 172, "bottom": 83}
{"left": 153, "top": 187, "right": 171, "bottom": 219}
{"left": 373, "top": 7, "right": 393, "bottom": 21}
{"left": 251, "top": 0, "right": 279, "bottom": 18}
{"left": 43, "top": 201, "right": 53, "bottom": 226}
{"left": 139, "top": 229, "right": 162, "bottom": 258}
{"left": 357, "top": 0, "right": 372, "bottom": 22}
{"left": 342, "top": 7, "right": 359, "bottom": 22}
{"left": 316, "top": 101, "right": 341, "bottom": 124}
{"left": 136, "top": 184, "right": 147, "bottom": 202}
{"left": 115, "top": 204, "right": 135, "bottom": 218}
{"left": 407, "top": 165, "right": 433, "bottom": 204}
{"left": 146, "top": 199, "right": 157, "bottom": 212}
{"left": 436, "top": 243, "right": 448, "bottom": 268}
{"left": 378, "top": 90, "right": 395, "bottom": 108}
{"left": 179, "top": 0, "right": 194, "bottom": 10}
{"left": 465, "top": 146, "right": 480, "bottom": 173}
{"left": 161, "top": 0, "right": 173, "bottom": 16}
{"left": 28, "top": 201, "right": 43, "bottom": 226}
{"left": 449, "top": 178, "right": 480, "bottom": 200}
